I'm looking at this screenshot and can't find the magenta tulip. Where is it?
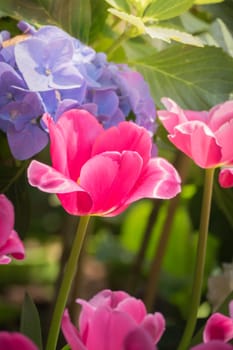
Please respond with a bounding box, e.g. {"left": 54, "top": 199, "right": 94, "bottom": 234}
{"left": 219, "top": 167, "right": 233, "bottom": 188}
{"left": 203, "top": 301, "right": 233, "bottom": 343}
{"left": 158, "top": 98, "right": 233, "bottom": 169}
{"left": 190, "top": 340, "right": 233, "bottom": 350}
{"left": 28, "top": 109, "right": 181, "bottom": 216}
{"left": 0, "top": 332, "right": 38, "bottom": 350}
{"left": 0, "top": 194, "right": 25, "bottom": 264}
{"left": 62, "top": 289, "right": 165, "bottom": 350}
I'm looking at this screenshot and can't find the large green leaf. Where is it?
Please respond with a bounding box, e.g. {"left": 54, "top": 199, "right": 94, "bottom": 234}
{"left": 0, "top": 0, "right": 91, "bottom": 41}
{"left": 144, "top": 0, "right": 194, "bottom": 21}
{"left": 20, "top": 293, "right": 43, "bottom": 349}
{"left": 128, "top": 45, "right": 233, "bottom": 109}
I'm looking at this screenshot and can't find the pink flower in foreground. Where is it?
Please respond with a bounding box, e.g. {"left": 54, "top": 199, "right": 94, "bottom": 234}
{"left": 62, "top": 289, "right": 165, "bottom": 350}
{"left": 0, "top": 194, "right": 25, "bottom": 264}
{"left": 203, "top": 300, "right": 233, "bottom": 343}
{"left": 27, "top": 109, "right": 181, "bottom": 216}
{"left": 0, "top": 332, "right": 38, "bottom": 350}
{"left": 190, "top": 340, "right": 233, "bottom": 350}
{"left": 219, "top": 167, "right": 233, "bottom": 188}
{"left": 158, "top": 98, "right": 233, "bottom": 170}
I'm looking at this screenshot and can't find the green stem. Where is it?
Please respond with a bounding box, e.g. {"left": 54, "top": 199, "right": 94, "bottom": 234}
{"left": 177, "top": 168, "right": 215, "bottom": 350}
{"left": 2, "top": 160, "right": 29, "bottom": 193}
{"left": 45, "top": 215, "right": 90, "bottom": 350}
{"left": 106, "top": 29, "right": 131, "bottom": 59}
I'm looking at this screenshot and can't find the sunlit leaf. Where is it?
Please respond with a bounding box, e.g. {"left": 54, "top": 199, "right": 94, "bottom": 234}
{"left": 129, "top": 45, "right": 233, "bottom": 109}
{"left": 144, "top": 0, "right": 194, "bottom": 21}
{"left": 108, "top": 8, "right": 145, "bottom": 34}
{"left": 145, "top": 24, "right": 203, "bottom": 46}
{"left": 194, "top": 0, "right": 224, "bottom": 4}
{"left": 20, "top": 293, "right": 43, "bottom": 350}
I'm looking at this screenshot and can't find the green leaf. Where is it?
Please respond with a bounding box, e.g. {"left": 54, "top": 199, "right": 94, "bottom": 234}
{"left": 129, "top": 45, "right": 233, "bottom": 109}
{"left": 145, "top": 24, "right": 203, "bottom": 46}
{"left": 201, "top": 19, "right": 233, "bottom": 57}
{"left": 105, "top": 0, "right": 130, "bottom": 12}
{"left": 0, "top": 0, "right": 91, "bottom": 41}
{"left": 20, "top": 293, "right": 43, "bottom": 350}
{"left": 144, "top": 0, "right": 194, "bottom": 21}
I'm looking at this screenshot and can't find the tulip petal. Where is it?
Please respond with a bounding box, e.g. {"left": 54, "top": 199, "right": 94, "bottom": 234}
{"left": 216, "top": 119, "right": 233, "bottom": 164}
{"left": 124, "top": 328, "right": 155, "bottom": 350}
{"left": 208, "top": 100, "right": 233, "bottom": 132}
{"left": 191, "top": 341, "right": 233, "bottom": 350}
{"left": 92, "top": 121, "right": 152, "bottom": 165}
{"left": 219, "top": 167, "right": 233, "bottom": 188}
{"left": 45, "top": 109, "right": 103, "bottom": 180}
{"left": 125, "top": 157, "right": 181, "bottom": 204}
{"left": 117, "top": 298, "right": 147, "bottom": 324}
{"left": 169, "top": 121, "right": 222, "bottom": 168}
{"left": 0, "top": 194, "right": 14, "bottom": 246}
{"left": 28, "top": 160, "right": 93, "bottom": 215}
{"left": 0, "top": 332, "right": 38, "bottom": 350}
{"left": 203, "top": 313, "right": 233, "bottom": 343}
{"left": 79, "top": 151, "right": 143, "bottom": 215}
{"left": 84, "top": 307, "right": 137, "bottom": 350}
{"left": 0, "top": 230, "right": 25, "bottom": 262}
{"left": 62, "top": 309, "right": 86, "bottom": 350}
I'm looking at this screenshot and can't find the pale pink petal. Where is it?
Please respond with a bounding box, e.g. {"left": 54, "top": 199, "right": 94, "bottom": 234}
{"left": 92, "top": 121, "right": 152, "bottom": 165}
{"left": 169, "top": 121, "right": 222, "bottom": 168}
{"left": 141, "top": 313, "right": 166, "bottom": 344}
{"left": 219, "top": 167, "right": 233, "bottom": 188}
{"left": 215, "top": 119, "right": 233, "bottom": 164}
{"left": 208, "top": 100, "right": 233, "bottom": 132}
{"left": 0, "top": 256, "right": 11, "bottom": 264}
{"left": 191, "top": 341, "right": 233, "bottom": 350}
{"left": 0, "top": 230, "right": 25, "bottom": 262}
{"left": 0, "top": 194, "right": 14, "bottom": 246}
{"left": 62, "top": 309, "right": 86, "bottom": 350}
{"left": 45, "top": 109, "right": 104, "bottom": 180}
{"left": 159, "top": 98, "right": 208, "bottom": 133}
{"left": 124, "top": 157, "right": 181, "bottom": 204}
{"left": 0, "top": 332, "right": 38, "bottom": 350}
{"left": 79, "top": 151, "right": 143, "bottom": 215}
{"left": 203, "top": 313, "right": 233, "bottom": 343}
{"left": 28, "top": 160, "right": 93, "bottom": 215}
{"left": 124, "top": 328, "right": 155, "bottom": 350}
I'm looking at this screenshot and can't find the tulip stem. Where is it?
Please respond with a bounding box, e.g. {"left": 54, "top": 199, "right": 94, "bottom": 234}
{"left": 45, "top": 215, "right": 90, "bottom": 350}
{"left": 177, "top": 167, "right": 215, "bottom": 350}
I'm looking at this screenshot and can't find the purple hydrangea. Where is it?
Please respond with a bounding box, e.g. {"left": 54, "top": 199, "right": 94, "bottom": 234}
{"left": 0, "top": 21, "right": 156, "bottom": 160}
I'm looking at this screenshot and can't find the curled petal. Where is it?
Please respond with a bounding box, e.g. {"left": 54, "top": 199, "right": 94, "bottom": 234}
{"left": 219, "top": 167, "right": 233, "bottom": 188}
{"left": 141, "top": 313, "right": 165, "bottom": 344}
{"left": 203, "top": 313, "right": 233, "bottom": 343}
{"left": 62, "top": 309, "right": 86, "bottom": 350}
{"left": 125, "top": 157, "right": 181, "bottom": 204}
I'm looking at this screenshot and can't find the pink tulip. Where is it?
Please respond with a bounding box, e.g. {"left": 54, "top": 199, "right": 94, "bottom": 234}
{"left": 0, "top": 332, "right": 38, "bottom": 350}
{"left": 203, "top": 301, "right": 233, "bottom": 343}
{"left": 0, "top": 194, "right": 25, "bottom": 264}
{"left": 158, "top": 98, "right": 233, "bottom": 169}
{"left": 219, "top": 167, "right": 233, "bottom": 188}
{"left": 62, "top": 289, "right": 165, "bottom": 350}
{"left": 190, "top": 340, "right": 233, "bottom": 350}
{"left": 27, "top": 109, "right": 181, "bottom": 216}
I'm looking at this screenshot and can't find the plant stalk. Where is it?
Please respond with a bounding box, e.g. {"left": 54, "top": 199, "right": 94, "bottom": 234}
{"left": 177, "top": 167, "right": 215, "bottom": 350}
{"left": 45, "top": 215, "right": 90, "bottom": 350}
